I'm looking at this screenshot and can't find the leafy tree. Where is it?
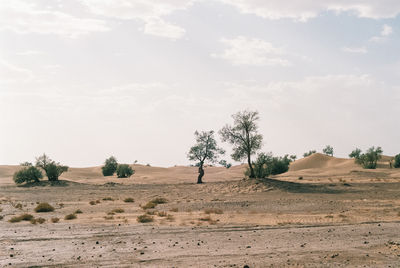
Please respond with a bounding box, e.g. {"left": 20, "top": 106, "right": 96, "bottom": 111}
{"left": 303, "top": 150, "right": 316, "bottom": 157}
{"left": 35, "top": 154, "right": 68, "bottom": 181}
{"left": 102, "top": 156, "right": 118, "bottom": 176}
{"left": 188, "top": 130, "right": 224, "bottom": 184}
{"left": 219, "top": 160, "right": 232, "bottom": 169}
{"left": 323, "top": 145, "right": 334, "bottom": 156}
{"left": 289, "top": 155, "right": 297, "bottom": 162}
{"left": 248, "top": 153, "right": 293, "bottom": 178}
{"left": 394, "top": 154, "right": 400, "bottom": 168}
{"left": 13, "top": 164, "right": 43, "bottom": 185}
{"left": 220, "top": 110, "right": 263, "bottom": 178}
{"left": 353, "top": 146, "right": 383, "bottom": 169}
{"left": 349, "top": 148, "right": 361, "bottom": 159}
{"left": 116, "top": 164, "right": 134, "bottom": 178}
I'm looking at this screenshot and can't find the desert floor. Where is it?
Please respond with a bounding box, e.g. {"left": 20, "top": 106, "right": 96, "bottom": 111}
{"left": 1, "top": 153, "right": 400, "bottom": 267}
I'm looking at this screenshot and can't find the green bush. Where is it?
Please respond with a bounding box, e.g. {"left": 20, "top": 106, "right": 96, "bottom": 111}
{"left": 322, "top": 145, "right": 334, "bottom": 156}
{"left": 353, "top": 146, "right": 383, "bottom": 169}
{"left": 102, "top": 156, "right": 118, "bottom": 176}
{"left": 35, "top": 154, "right": 68, "bottom": 181}
{"left": 34, "top": 203, "right": 55, "bottom": 212}
{"left": 349, "top": 148, "right": 362, "bottom": 159}
{"left": 393, "top": 154, "right": 400, "bottom": 168}
{"left": 303, "top": 150, "right": 316, "bottom": 157}
{"left": 247, "top": 153, "right": 293, "bottom": 178}
{"left": 116, "top": 164, "right": 134, "bottom": 178}
{"left": 13, "top": 165, "right": 43, "bottom": 185}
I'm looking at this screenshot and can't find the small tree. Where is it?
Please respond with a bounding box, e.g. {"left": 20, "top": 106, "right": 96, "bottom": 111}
{"left": 187, "top": 130, "right": 225, "bottom": 184}
{"left": 35, "top": 154, "right": 68, "bottom": 181}
{"left": 352, "top": 147, "right": 383, "bottom": 169}
{"left": 102, "top": 156, "right": 118, "bottom": 176}
{"left": 220, "top": 110, "right": 263, "bottom": 178}
{"left": 13, "top": 164, "right": 43, "bottom": 185}
{"left": 303, "top": 150, "right": 316, "bottom": 157}
{"left": 323, "top": 145, "right": 334, "bottom": 156}
{"left": 289, "top": 155, "right": 297, "bottom": 162}
{"left": 393, "top": 154, "right": 400, "bottom": 168}
{"left": 219, "top": 160, "right": 232, "bottom": 169}
{"left": 349, "top": 148, "right": 361, "bottom": 159}
{"left": 116, "top": 164, "right": 134, "bottom": 178}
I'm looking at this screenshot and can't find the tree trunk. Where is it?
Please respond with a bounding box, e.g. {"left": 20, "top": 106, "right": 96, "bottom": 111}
{"left": 247, "top": 154, "right": 255, "bottom": 178}
{"left": 197, "top": 163, "right": 205, "bottom": 184}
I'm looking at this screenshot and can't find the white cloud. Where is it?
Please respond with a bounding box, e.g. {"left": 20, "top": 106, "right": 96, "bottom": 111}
{"left": 212, "top": 36, "right": 290, "bottom": 66}
{"left": 81, "top": 0, "right": 194, "bottom": 39}
{"left": 0, "top": 60, "right": 34, "bottom": 85}
{"left": 219, "top": 0, "right": 400, "bottom": 21}
{"left": 341, "top": 46, "right": 368, "bottom": 54}
{"left": 381, "top": 24, "right": 393, "bottom": 36}
{"left": 0, "top": 0, "right": 109, "bottom": 37}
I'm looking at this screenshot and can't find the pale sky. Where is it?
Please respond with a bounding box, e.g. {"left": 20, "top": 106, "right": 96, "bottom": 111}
{"left": 1, "top": 0, "right": 399, "bottom": 167}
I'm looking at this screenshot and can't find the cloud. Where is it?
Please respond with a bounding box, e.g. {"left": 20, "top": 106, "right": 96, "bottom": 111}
{"left": 80, "top": 0, "right": 194, "bottom": 39}
{"left": 0, "top": 60, "right": 34, "bottom": 85}
{"left": 341, "top": 46, "right": 368, "bottom": 54}
{"left": 381, "top": 24, "right": 393, "bottom": 36}
{"left": 370, "top": 24, "right": 393, "bottom": 42}
{"left": 0, "top": 0, "right": 109, "bottom": 37}
{"left": 219, "top": 0, "right": 400, "bottom": 21}
{"left": 212, "top": 36, "right": 290, "bottom": 66}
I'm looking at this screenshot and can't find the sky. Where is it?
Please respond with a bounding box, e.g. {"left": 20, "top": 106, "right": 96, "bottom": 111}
{"left": 1, "top": 0, "right": 399, "bottom": 167}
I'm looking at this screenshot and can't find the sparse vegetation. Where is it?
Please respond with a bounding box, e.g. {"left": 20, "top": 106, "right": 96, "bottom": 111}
{"left": 64, "top": 213, "right": 77, "bottom": 220}
{"left": 220, "top": 110, "right": 263, "bottom": 178}
{"left": 323, "top": 145, "right": 334, "bottom": 156}
{"left": 13, "top": 165, "right": 43, "bottom": 185}
{"left": 34, "top": 202, "right": 55, "bottom": 213}
{"left": 248, "top": 152, "right": 293, "bottom": 178}
{"left": 75, "top": 209, "right": 83, "bottom": 214}
{"left": 9, "top": 214, "right": 34, "bottom": 223}
{"left": 51, "top": 217, "right": 59, "bottom": 223}
{"left": 111, "top": 208, "right": 124, "bottom": 213}
{"left": 137, "top": 214, "right": 154, "bottom": 223}
{"left": 102, "top": 156, "right": 118, "bottom": 176}
{"left": 204, "top": 208, "right": 223, "bottom": 214}
{"left": 170, "top": 207, "right": 179, "bottom": 212}
{"left": 0, "top": 215, "right": 3, "bottom": 220}
{"left": 31, "top": 217, "right": 46, "bottom": 224}
{"left": 124, "top": 197, "right": 134, "bottom": 203}
{"left": 142, "top": 201, "right": 157, "bottom": 209}
{"left": 36, "top": 154, "right": 68, "bottom": 181}
{"left": 116, "top": 164, "right": 134, "bottom": 178}
{"left": 102, "top": 197, "right": 114, "bottom": 201}
{"left": 219, "top": 160, "right": 232, "bottom": 169}
{"left": 89, "top": 201, "right": 96, "bottom": 205}
{"left": 151, "top": 197, "right": 168, "bottom": 204}
{"left": 104, "top": 215, "right": 114, "bottom": 220}
{"left": 303, "top": 150, "right": 316, "bottom": 157}
{"left": 394, "top": 154, "right": 400, "bottom": 168}
{"left": 188, "top": 130, "right": 225, "bottom": 183}
{"left": 350, "top": 146, "right": 383, "bottom": 169}
{"left": 157, "top": 211, "right": 168, "bottom": 217}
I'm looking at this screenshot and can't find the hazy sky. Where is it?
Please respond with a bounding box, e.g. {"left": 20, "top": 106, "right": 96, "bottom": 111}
{"left": 1, "top": 0, "right": 399, "bottom": 167}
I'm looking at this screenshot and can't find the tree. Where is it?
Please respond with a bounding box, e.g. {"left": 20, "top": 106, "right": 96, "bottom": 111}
{"left": 394, "top": 154, "right": 400, "bottom": 168}
{"left": 349, "top": 148, "right": 361, "bottom": 159}
{"left": 35, "top": 154, "right": 68, "bottom": 181}
{"left": 102, "top": 156, "right": 118, "bottom": 176}
{"left": 352, "top": 146, "right": 383, "bottom": 169}
{"left": 303, "top": 150, "right": 316, "bottom": 157}
{"left": 220, "top": 110, "right": 263, "bottom": 178}
{"left": 322, "top": 145, "right": 334, "bottom": 156}
{"left": 116, "top": 164, "right": 134, "bottom": 178}
{"left": 219, "top": 160, "right": 232, "bottom": 169}
{"left": 187, "top": 130, "right": 225, "bottom": 184}
{"left": 249, "top": 152, "right": 293, "bottom": 179}
{"left": 13, "top": 164, "right": 43, "bottom": 185}
{"left": 289, "top": 155, "right": 297, "bottom": 162}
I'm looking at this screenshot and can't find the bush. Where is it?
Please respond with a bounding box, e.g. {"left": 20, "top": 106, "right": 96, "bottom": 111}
{"left": 35, "top": 154, "right": 68, "bottom": 181}
{"left": 102, "top": 156, "right": 118, "bottom": 176}
{"left": 111, "top": 208, "right": 124, "bottom": 213}
{"left": 323, "top": 145, "right": 334, "bottom": 156}
{"left": 34, "top": 203, "right": 55, "bottom": 213}
{"left": 353, "top": 146, "right": 383, "bottom": 169}
{"left": 9, "top": 214, "right": 34, "bottom": 223}
{"left": 349, "top": 148, "right": 362, "bottom": 159}
{"left": 74, "top": 209, "right": 83, "bottom": 214}
{"left": 64, "top": 214, "right": 77, "bottom": 220}
{"left": 248, "top": 153, "right": 292, "bottom": 178}
{"left": 51, "top": 217, "right": 59, "bottom": 223}
{"left": 124, "top": 198, "right": 134, "bottom": 203}
{"left": 204, "top": 208, "right": 223, "bottom": 214}
{"left": 142, "top": 202, "right": 157, "bottom": 209}
{"left": 13, "top": 166, "right": 43, "bottom": 185}
{"left": 116, "top": 164, "right": 134, "bottom": 178}
{"left": 151, "top": 197, "right": 168, "bottom": 204}
{"left": 394, "top": 154, "right": 400, "bottom": 168}
{"left": 303, "top": 150, "right": 316, "bottom": 157}
{"left": 137, "top": 214, "right": 154, "bottom": 223}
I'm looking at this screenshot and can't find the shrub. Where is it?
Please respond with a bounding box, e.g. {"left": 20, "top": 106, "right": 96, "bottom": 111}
{"left": 31, "top": 217, "right": 46, "bottom": 224}
{"left": 151, "top": 197, "right": 168, "bottom": 204}
{"left": 142, "top": 202, "right": 157, "bottom": 209}
{"left": 248, "top": 153, "right": 292, "bottom": 178}
{"left": 204, "top": 208, "right": 223, "bottom": 214}
{"left": 74, "top": 209, "right": 83, "bottom": 214}
{"left": 111, "top": 208, "right": 124, "bottom": 213}
{"left": 0, "top": 215, "right": 3, "bottom": 220}
{"left": 394, "top": 154, "right": 400, "bottom": 168}
{"left": 51, "top": 217, "right": 59, "bottom": 223}
{"left": 157, "top": 211, "right": 168, "bottom": 217}
{"left": 102, "top": 156, "right": 118, "bottom": 176}
{"left": 323, "top": 145, "right": 334, "bottom": 156}
{"left": 219, "top": 160, "right": 232, "bottom": 169}
{"left": 13, "top": 166, "right": 43, "bottom": 185}
{"left": 116, "top": 164, "right": 134, "bottom": 178}
{"left": 352, "top": 147, "right": 383, "bottom": 169}
{"left": 9, "top": 214, "right": 34, "bottom": 223}
{"left": 349, "top": 148, "right": 362, "bottom": 159}
{"left": 170, "top": 207, "right": 178, "bottom": 212}
{"left": 124, "top": 198, "right": 134, "bottom": 203}
{"left": 303, "top": 150, "right": 316, "bottom": 157}
{"left": 89, "top": 201, "right": 96, "bottom": 205}
{"left": 35, "top": 154, "right": 68, "bottom": 181}
{"left": 137, "top": 214, "right": 154, "bottom": 223}
{"left": 102, "top": 197, "right": 114, "bottom": 201}
{"left": 64, "top": 214, "right": 77, "bottom": 220}
{"left": 34, "top": 203, "right": 55, "bottom": 213}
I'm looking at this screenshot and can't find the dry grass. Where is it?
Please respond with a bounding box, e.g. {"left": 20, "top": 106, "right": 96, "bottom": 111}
{"left": 142, "top": 201, "right": 157, "bottom": 209}
{"left": 75, "top": 209, "right": 83, "bottom": 214}
{"left": 0, "top": 208, "right": 2, "bottom": 212}
{"left": 170, "top": 207, "right": 179, "bottom": 212}
{"left": 111, "top": 208, "right": 124, "bottom": 213}
{"left": 0, "top": 215, "right": 3, "bottom": 220}
{"left": 146, "top": 210, "right": 157, "bottom": 215}
{"left": 204, "top": 208, "right": 223, "bottom": 214}
{"left": 64, "top": 213, "right": 77, "bottom": 220}
{"left": 137, "top": 214, "right": 154, "bottom": 223}
{"left": 9, "top": 213, "right": 34, "bottom": 223}
{"left": 51, "top": 217, "right": 59, "bottom": 223}
{"left": 124, "top": 198, "right": 134, "bottom": 203}
{"left": 104, "top": 215, "right": 114, "bottom": 220}
{"left": 151, "top": 197, "right": 168, "bottom": 204}
{"left": 199, "top": 216, "right": 212, "bottom": 221}
{"left": 31, "top": 217, "right": 46, "bottom": 224}
{"left": 157, "top": 211, "right": 168, "bottom": 217}
{"left": 14, "top": 203, "right": 23, "bottom": 210}
{"left": 89, "top": 201, "right": 96, "bottom": 205}
{"left": 102, "top": 197, "right": 114, "bottom": 201}
{"left": 34, "top": 203, "right": 55, "bottom": 213}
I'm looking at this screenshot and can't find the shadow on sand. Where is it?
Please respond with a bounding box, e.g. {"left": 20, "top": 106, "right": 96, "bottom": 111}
{"left": 259, "top": 178, "right": 346, "bottom": 194}
{"left": 18, "top": 180, "right": 72, "bottom": 188}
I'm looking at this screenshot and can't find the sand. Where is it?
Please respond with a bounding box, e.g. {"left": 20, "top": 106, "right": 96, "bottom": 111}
{"left": 1, "top": 154, "right": 400, "bottom": 267}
